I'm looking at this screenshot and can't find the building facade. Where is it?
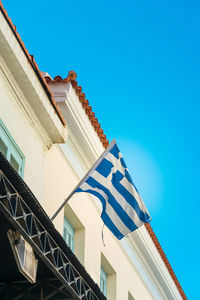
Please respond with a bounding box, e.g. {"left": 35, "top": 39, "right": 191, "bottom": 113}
{"left": 0, "top": 2, "right": 186, "bottom": 300}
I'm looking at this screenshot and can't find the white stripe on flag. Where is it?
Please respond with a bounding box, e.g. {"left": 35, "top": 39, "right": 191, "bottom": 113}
{"left": 106, "top": 152, "right": 125, "bottom": 175}
{"left": 120, "top": 176, "right": 146, "bottom": 213}
{"left": 91, "top": 170, "right": 144, "bottom": 228}
{"left": 104, "top": 152, "right": 147, "bottom": 214}
{"left": 80, "top": 182, "right": 130, "bottom": 236}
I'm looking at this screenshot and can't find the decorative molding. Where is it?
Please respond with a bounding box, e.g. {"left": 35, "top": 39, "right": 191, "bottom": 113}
{"left": 44, "top": 71, "right": 109, "bottom": 149}
{"left": 0, "top": 2, "right": 65, "bottom": 127}
{"left": 0, "top": 4, "right": 67, "bottom": 145}
{"left": 0, "top": 56, "right": 53, "bottom": 149}
{"left": 127, "top": 228, "right": 182, "bottom": 300}
{"left": 47, "top": 80, "right": 104, "bottom": 170}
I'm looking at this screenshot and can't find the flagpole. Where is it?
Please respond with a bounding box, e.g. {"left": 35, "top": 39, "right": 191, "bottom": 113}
{"left": 51, "top": 139, "right": 116, "bottom": 221}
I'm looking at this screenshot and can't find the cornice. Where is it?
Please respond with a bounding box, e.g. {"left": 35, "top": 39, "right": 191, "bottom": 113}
{"left": 0, "top": 4, "right": 67, "bottom": 144}
{"left": 46, "top": 80, "right": 104, "bottom": 170}
{"left": 145, "top": 223, "right": 187, "bottom": 299}
{"left": 0, "top": 1, "right": 65, "bottom": 127}
{"left": 0, "top": 56, "right": 53, "bottom": 149}
{"left": 44, "top": 71, "right": 109, "bottom": 149}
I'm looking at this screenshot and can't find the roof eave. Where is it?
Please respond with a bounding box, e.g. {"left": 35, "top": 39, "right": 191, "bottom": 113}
{"left": 0, "top": 3, "right": 67, "bottom": 144}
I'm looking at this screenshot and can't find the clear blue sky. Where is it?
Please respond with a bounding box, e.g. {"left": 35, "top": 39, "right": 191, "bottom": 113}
{"left": 3, "top": 0, "right": 199, "bottom": 298}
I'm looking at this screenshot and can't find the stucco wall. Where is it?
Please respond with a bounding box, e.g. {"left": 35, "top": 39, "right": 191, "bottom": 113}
{"left": 0, "top": 54, "right": 48, "bottom": 203}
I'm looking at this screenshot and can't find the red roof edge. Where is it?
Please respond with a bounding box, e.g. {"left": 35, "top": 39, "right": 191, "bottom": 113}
{"left": 45, "top": 71, "right": 109, "bottom": 149}
{"left": 0, "top": 1, "right": 66, "bottom": 127}
{"left": 45, "top": 72, "right": 187, "bottom": 300}
{"left": 145, "top": 223, "right": 187, "bottom": 300}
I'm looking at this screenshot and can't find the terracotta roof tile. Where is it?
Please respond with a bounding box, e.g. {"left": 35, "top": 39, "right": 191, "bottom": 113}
{"left": 145, "top": 223, "right": 187, "bottom": 300}
{"left": 45, "top": 71, "right": 109, "bottom": 148}
{"left": 0, "top": 1, "right": 66, "bottom": 127}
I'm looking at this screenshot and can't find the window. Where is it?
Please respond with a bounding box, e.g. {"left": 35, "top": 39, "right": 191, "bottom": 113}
{"left": 0, "top": 119, "right": 25, "bottom": 176}
{"left": 63, "top": 216, "right": 74, "bottom": 251}
{"left": 64, "top": 205, "right": 85, "bottom": 264}
{"left": 100, "top": 254, "right": 116, "bottom": 299}
{"left": 100, "top": 267, "right": 107, "bottom": 297}
{"left": 128, "top": 291, "right": 135, "bottom": 300}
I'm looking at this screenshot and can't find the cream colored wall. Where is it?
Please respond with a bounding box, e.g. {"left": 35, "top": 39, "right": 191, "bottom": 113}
{"left": 0, "top": 54, "right": 177, "bottom": 299}
{"left": 0, "top": 55, "right": 48, "bottom": 203}
{"left": 43, "top": 144, "right": 153, "bottom": 300}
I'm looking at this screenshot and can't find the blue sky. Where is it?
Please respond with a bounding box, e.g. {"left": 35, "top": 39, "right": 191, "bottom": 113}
{"left": 3, "top": 0, "right": 199, "bottom": 298}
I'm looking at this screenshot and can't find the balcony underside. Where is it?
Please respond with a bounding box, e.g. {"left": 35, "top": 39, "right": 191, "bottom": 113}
{"left": 0, "top": 152, "right": 106, "bottom": 300}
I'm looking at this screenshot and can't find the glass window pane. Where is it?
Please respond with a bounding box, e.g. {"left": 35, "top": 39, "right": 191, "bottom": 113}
{"left": 10, "top": 154, "right": 19, "bottom": 172}
{"left": 0, "top": 120, "right": 25, "bottom": 177}
{"left": 0, "top": 137, "right": 8, "bottom": 157}
{"left": 63, "top": 228, "right": 67, "bottom": 241}
{"left": 100, "top": 268, "right": 107, "bottom": 296}
{"left": 63, "top": 217, "right": 74, "bottom": 252}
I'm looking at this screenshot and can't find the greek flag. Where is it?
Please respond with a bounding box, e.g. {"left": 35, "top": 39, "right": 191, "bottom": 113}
{"left": 75, "top": 140, "right": 151, "bottom": 240}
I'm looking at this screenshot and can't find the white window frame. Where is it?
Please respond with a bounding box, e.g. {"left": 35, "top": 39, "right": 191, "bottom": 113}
{"left": 0, "top": 119, "right": 25, "bottom": 177}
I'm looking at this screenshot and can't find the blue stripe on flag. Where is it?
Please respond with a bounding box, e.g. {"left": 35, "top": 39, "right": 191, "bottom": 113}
{"left": 96, "top": 158, "right": 113, "bottom": 178}
{"left": 110, "top": 144, "right": 120, "bottom": 159}
{"left": 101, "top": 211, "right": 124, "bottom": 240}
{"left": 75, "top": 140, "right": 151, "bottom": 239}
{"left": 86, "top": 177, "right": 138, "bottom": 232}
{"left": 76, "top": 186, "right": 106, "bottom": 209}
{"left": 124, "top": 168, "right": 139, "bottom": 192}
{"left": 120, "top": 157, "right": 127, "bottom": 169}
{"left": 76, "top": 187, "right": 124, "bottom": 239}
{"left": 111, "top": 170, "right": 149, "bottom": 223}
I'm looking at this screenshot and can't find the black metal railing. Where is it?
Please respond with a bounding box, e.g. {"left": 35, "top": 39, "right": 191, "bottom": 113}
{"left": 0, "top": 170, "right": 100, "bottom": 300}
